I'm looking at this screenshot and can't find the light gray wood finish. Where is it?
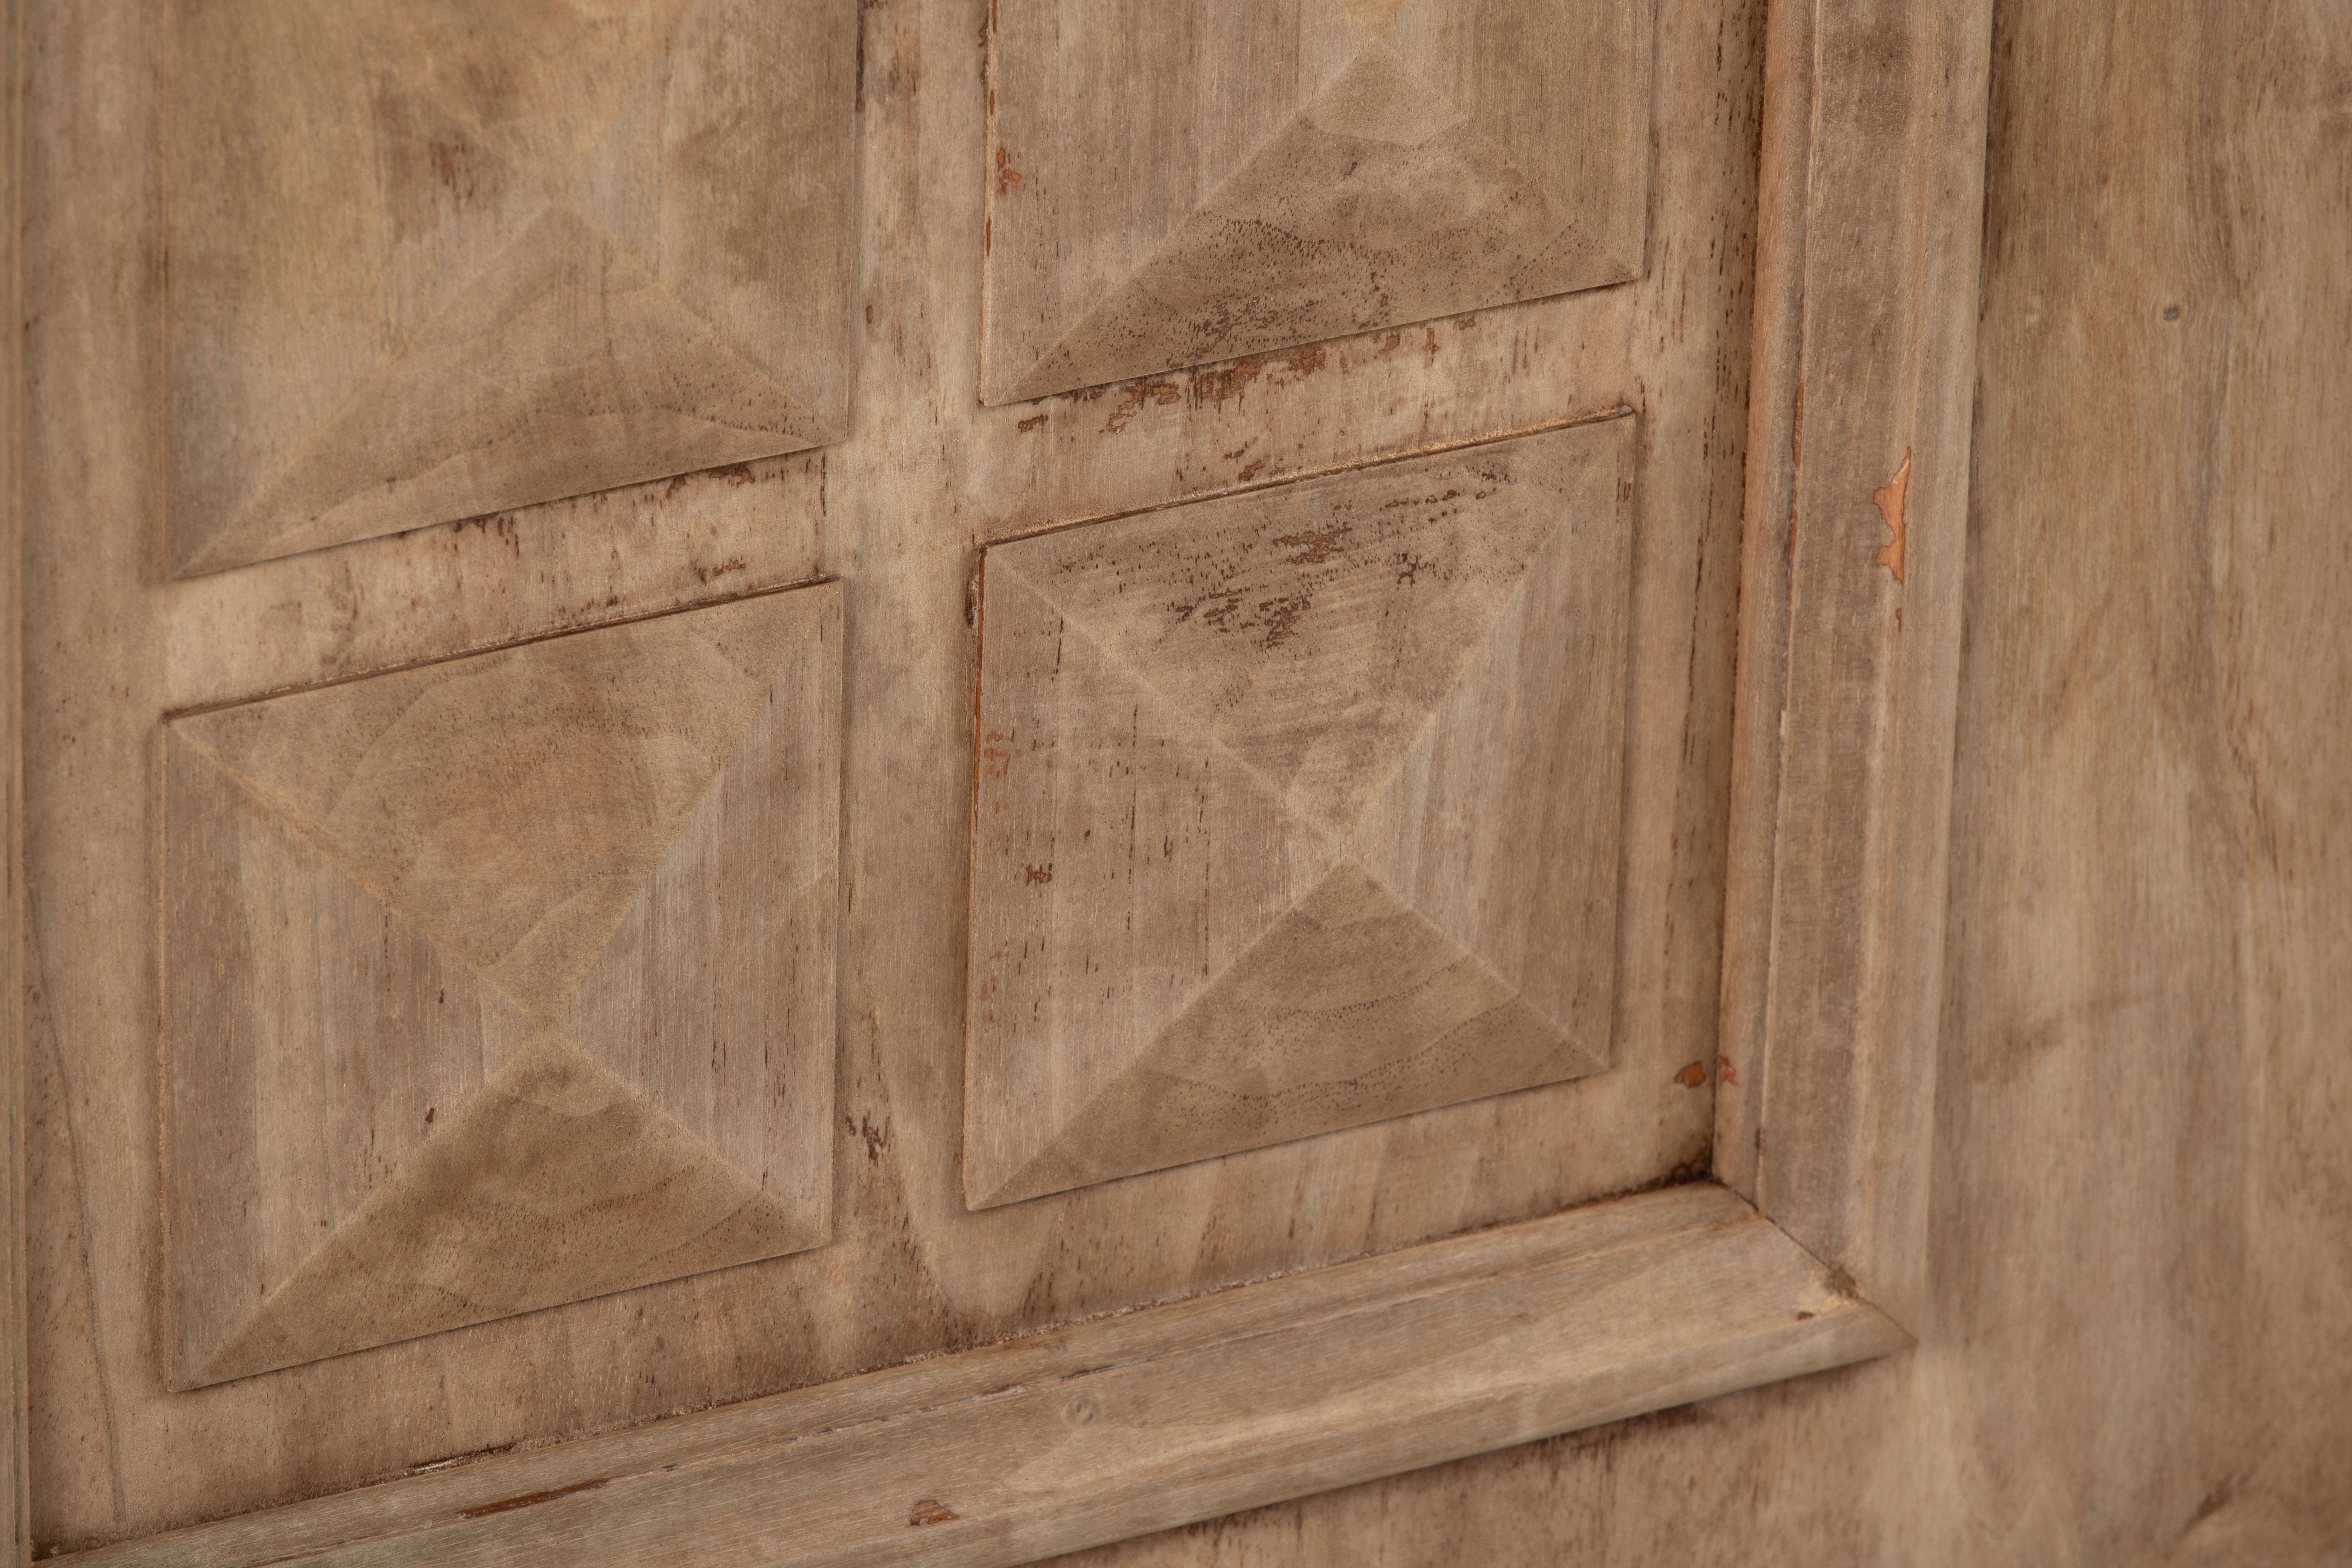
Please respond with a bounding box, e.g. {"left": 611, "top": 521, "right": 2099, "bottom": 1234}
{"left": 163, "top": 587, "right": 842, "bottom": 1386}
{"left": 980, "top": 0, "right": 1653, "bottom": 402}
{"left": 968, "top": 423, "right": 1634, "bottom": 1205}
{"left": 52, "top": 1186, "right": 1904, "bottom": 1568}
{"left": 163, "top": 0, "right": 856, "bottom": 576}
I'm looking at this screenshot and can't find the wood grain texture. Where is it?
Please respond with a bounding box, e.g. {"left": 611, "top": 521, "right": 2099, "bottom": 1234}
{"left": 1710, "top": 0, "right": 1992, "bottom": 1332}
{"left": 160, "top": 451, "right": 828, "bottom": 714}
{"left": 969, "top": 423, "right": 1635, "bottom": 1204}
{"left": 163, "top": 0, "right": 856, "bottom": 576}
{"left": 21, "top": 0, "right": 1761, "bottom": 1544}
{"left": 0, "top": 0, "right": 23, "bottom": 1553}
{"left": 980, "top": 0, "right": 1653, "bottom": 403}
{"left": 163, "top": 588, "right": 842, "bottom": 1386}
{"left": 50, "top": 1186, "right": 1904, "bottom": 1568}
{"left": 1043, "top": 0, "right": 2352, "bottom": 1562}
{"left": 1707, "top": 0, "right": 1813, "bottom": 1220}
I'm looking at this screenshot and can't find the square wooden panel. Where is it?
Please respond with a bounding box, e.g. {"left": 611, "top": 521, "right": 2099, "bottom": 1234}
{"left": 966, "top": 421, "right": 1637, "bottom": 1206}
{"left": 162, "top": 585, "right": 842, "bottom": 1387}
{"left": 162, "top": 0, "right": 856, "bottom": 576}
{"left": 980, "top": 0, "right": 1655, "bottom": 403}
{"left": 1, "top": 0, "right": 1992, "bottom": 1547}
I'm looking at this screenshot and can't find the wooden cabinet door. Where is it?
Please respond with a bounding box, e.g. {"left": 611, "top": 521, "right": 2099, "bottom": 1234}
{"left": 3, "top": 0, "right": 1989, "bottom": 1562}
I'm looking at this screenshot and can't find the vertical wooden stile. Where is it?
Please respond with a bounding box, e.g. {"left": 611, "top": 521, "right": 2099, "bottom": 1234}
{"left": 1, "top": 0, "right": 28, "bottom": 1555}
{"left": 1716, "top": 0, "right": 1997, "bottom": 1332}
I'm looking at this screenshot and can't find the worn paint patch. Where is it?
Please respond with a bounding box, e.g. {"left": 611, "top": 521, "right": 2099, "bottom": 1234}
{"left": 910, "top": 1499, "right": 960, "bottom": 1526}
{"left": 1873, "top": 450, "right": 1913, "bottom": 583}
{"left": 1675, "top": 1061, "right": 1707, "bottom": 1088}
{"left": 456, "top": 1477, "right": 610, "bottom": 1520}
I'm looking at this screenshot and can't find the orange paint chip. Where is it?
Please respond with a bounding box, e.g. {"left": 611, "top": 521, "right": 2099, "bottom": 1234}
{"left": 1675, "top": 1061, "right": 1707, "bottom": 1088}
{"left": 910, "top": 1499, "right": 960, "bottom": 1527}
{"left": 1873, "top": 449, "right": 1913, "bottom": 584}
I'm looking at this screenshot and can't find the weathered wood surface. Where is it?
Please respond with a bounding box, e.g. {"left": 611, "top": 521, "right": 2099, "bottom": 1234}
{"left": 162, "top": 0, "right": 857, "bottom": 576}
{"left": 163, "top": 588, "right": 841, "bottom": 1386}
{"left": 156, "top": 451, "right": 830, "bottom": 712}
{"left": 0, "top": 0, "right": 24, "bottom": 1554}
{"left": 980, "top": 0, "right": 1652, "bottom": 401}
{"left": 54, "top": 1187, "right": 1903, "bottom": 1568}
{"left": 968, "top": 424, "right": 1634, "bottom": 1205}
{"left": 21, "top": 0, "right": 1762, "bottom": 1545}
{"left": 1711, "top": 0, "right": 1992, "bottom": 1332}
{"left": 1050, "top": 0, "right": 2352, "bottom": 1560}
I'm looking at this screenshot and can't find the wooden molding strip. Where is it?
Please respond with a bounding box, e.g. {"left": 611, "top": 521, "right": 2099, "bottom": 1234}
{"left": 59, "top": 1185, "right": 1901, "bottom": 1568}
{"left": 1715, "top": 0, "right": 1997, "bottom": 1333}
{"left": 2, "top": 0, "right": 27, "bottom": 1555}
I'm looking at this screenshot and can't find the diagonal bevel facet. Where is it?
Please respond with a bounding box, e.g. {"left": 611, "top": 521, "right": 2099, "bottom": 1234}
{"left": 191, "top": 204, "right": 828, "bottom": 577}
{"left": 164, "top": 0, "right": 856, "bottom": 574}
{"left": 982, "top": 864, "right": 1590, "bottom": 1207}
{"left": 172, "top": 592, "right": 823, "bottom": 1018}
{"left": 989, "top": 436, "right": 1572, "bottom": 834}
{"left": 1000, "top": 43, "right": 1584, "bottom": 404}
{"left": 189, "top": 1032, "right": 821, "bottom": 1388}
{"left": 564, "top": 589, "right": 844, "bottom": 1217}
{"left": 967, "top": 423, "right": 1638, "bottom": 1206}
{"left": 164, "top": 587, "right": 843, "bottom": 1385}
{"left": 163, "top": 731, "right": 539, "bottom": 1384}
{"left": 963, "top": 565, "right": 1344, "bottom": 1207}
{"left": 982, "top": 0, "right": 1653, "bottom": 401}
{"left": 365, "top": 0, "right": 703, "bottom": 193}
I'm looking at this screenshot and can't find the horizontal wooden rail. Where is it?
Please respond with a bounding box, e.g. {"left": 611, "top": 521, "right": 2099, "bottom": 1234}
{"left": 67, "top": 1184, "right": 1902, "bottom": 1568}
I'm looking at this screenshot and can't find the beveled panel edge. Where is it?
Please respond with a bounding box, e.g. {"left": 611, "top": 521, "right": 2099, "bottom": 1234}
{"left": 963, "top": 416, "right": 1639, "bottom": 1208}
{"left": 53, "top": 1185, "right": 1905, "bottom": 1568}
{"left": 154, "top": 450, "right": 831, "bottom": 718}
{"left": 161, "top": 573, "right": 838, "bottom": 724}
{"left": 977, "top": 406, "right": 1635, "bottom": 551}
{"left": 1715, "top": 0, "right": 1996, "bottom": 1335}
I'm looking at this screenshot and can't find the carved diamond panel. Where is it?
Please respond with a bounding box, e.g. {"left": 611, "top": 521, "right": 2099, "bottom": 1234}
{"left": 164, "top": 0, "right": 856, "bottom": 575}
{"left": 164, "top": 586, "right": 841, "bottom": 1386}
{"left": 966, "top": 422, "right": 1636, "bottom": 1206}
{"left": 980, "top": 0, "right": 1655, "bottom": 403}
